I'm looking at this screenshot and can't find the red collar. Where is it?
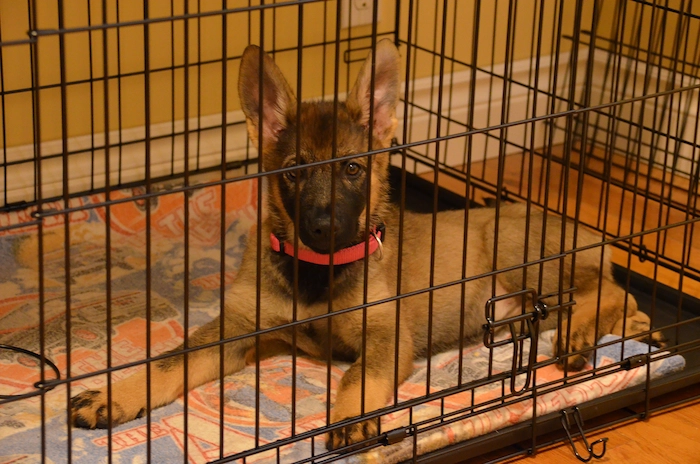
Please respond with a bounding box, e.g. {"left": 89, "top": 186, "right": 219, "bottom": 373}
{"left": 270, "top": 225, "right": 385, "bottom": 266}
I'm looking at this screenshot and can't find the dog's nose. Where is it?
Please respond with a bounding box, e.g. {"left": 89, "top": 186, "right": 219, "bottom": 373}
{"left": 299, "top": 210, "right": 348, "bottom": 254}
{"left": 309, "top": 215, "right": 338, "bottom": 242}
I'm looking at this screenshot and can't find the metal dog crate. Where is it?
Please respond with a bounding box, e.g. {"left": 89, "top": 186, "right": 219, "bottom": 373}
{"left": 1, "top": 0, "right": 699, "bottom": 463}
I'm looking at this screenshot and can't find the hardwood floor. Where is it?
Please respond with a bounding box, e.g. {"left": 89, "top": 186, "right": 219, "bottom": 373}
{"left": 479, "top": 388, "right": 700, "bottom": 464}
{"left": 419, "top": 148, "right": 700, "bottom": 463}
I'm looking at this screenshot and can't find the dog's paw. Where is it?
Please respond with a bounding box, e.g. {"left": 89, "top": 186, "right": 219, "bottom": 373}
{"left": 71, "top": 389, "right": 145, "bottom": 429}
{"left": 645, "top": 332, "right": 668, "bottom": 349}
{"left": 326, "top": 418, "right": 379, "bottom": 452}
{"left": 552, "top": 331, "right": 592, "bottom": 371}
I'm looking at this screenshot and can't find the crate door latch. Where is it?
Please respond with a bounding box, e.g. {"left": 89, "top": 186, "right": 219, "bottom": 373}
{"left": 560, "top": 407, "right": 608, "bottom": 462}
{"left": 482, "top": 288, "right": 548, "bottom": 395}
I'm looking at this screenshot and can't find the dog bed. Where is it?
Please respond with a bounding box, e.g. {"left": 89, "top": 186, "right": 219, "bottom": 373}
{"left": 0, "top": 177, "right": 685, "bottom": 464}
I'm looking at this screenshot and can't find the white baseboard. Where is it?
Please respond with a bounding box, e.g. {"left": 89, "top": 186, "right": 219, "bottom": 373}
{"left": 2, "top": 112, "right": 253, "bottom": 206}
{"left": 395, "top": 50, "right": 586, "bottom": 175}
{"left": 585, "top": 51, "right": 699, "bottom": 178}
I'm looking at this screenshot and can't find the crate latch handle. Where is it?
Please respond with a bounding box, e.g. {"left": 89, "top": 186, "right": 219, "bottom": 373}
{"left": 483, "top": 288, "right": 548, "bottom": 395}
{"left": 560, "top": 406, "right": 608, "bottom": 462}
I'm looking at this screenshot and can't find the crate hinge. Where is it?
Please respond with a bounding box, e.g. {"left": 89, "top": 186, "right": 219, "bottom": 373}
{"left": 622, "top": 353, "right": 648, "bottom": 370}
{"left": 381, "top": 427, "right": 410, "bottom": 446}
{"left": 560, "top": 406, "right": 608, "bottom": 462}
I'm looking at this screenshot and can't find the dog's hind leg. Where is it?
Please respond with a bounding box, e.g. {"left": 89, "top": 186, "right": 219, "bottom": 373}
{"left": 71, "top": 310, "right": 256, "bottom": 429}
{"left": 611, "top": 299, "right": 666, "bottom": 348}
{"left": 552, "top": 278, "right": 639, "bottom": 370}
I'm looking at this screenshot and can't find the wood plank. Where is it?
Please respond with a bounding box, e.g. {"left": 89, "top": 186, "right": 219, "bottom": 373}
{"left": 501, "top": 400, "right": 700, "bottom": 464}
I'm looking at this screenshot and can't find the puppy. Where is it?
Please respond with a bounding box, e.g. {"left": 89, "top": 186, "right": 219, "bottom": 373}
{"left": 71, "top": 39, "right": 656, "bottom": 451}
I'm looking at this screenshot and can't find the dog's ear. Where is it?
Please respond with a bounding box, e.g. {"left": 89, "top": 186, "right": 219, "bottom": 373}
{"left": 238, "top": 45, "right": 296, "bottom": 151}
{"left": 346, "top": 39, "right": 400, "bottom": 147}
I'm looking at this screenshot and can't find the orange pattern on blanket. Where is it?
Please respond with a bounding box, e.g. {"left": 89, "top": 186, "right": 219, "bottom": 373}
{"left": 93, "top": 181, "right": 258, "bottom": 245}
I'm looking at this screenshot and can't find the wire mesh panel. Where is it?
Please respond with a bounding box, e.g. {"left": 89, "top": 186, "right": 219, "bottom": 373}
{"left": 0, "top": 1, "right": 698, "bottom": 463}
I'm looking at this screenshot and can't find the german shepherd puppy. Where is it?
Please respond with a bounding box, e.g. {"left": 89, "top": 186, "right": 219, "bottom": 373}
{"left": 71, "top": 40, "right": 657, "bottom": 450}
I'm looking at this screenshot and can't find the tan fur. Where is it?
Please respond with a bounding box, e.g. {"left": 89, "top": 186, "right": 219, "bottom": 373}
{"left": 71, "top": 40, "right": 661, "bottom": 451}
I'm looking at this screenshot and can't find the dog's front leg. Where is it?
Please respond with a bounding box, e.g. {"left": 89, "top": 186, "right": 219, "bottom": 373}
{"left": 71, "top": 302, "right": 257, "bottom": 429}
{"left": 327, "top": 306, "right": 414, "bottom": 450}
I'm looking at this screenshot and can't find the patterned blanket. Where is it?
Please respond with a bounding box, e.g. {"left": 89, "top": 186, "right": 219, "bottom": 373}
{"left": 0, "top": 179, "right": 685, "bottom": 463}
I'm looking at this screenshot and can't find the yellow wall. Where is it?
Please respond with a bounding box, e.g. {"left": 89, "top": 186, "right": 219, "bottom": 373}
{"left": 0, "top": 0, "right": 396, "bottom": 148}
{"left": 402, "top": 0, "right": 584, "bottom": 77}
{"left": 596, "top": 0, "right": 700, "bottom": 72}
{"left": 1, "top": 0, "right": 698, "bottom": 149}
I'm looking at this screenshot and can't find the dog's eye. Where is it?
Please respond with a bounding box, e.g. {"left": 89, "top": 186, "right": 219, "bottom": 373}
{"left": 284, "top": 162, "right": 297, "bottom": 181}
{"left": 345, "top": 162, "right": 361, "bottom": 177}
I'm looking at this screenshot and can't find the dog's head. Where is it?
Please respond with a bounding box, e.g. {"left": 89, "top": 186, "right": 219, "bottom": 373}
{"left": 238, "top": 40, "right": 400, "bottom": 254}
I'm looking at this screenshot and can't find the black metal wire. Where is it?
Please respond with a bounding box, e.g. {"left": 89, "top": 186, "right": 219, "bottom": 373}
{"left": 142, "top": 3, "right": 154, "bottom": 461}
{"left": 183, "top": 1, "right": 193, "bottom": 460}
{"left": 100, "top": 0, "right": 114, "bottom": 460}
{"left": 56, "top": 3, "right": 74, "bottom": 462}
{"left": 0, "top": 344, "right": 60, "bottom": 400}
{"left": 26, "top": 1, "right": 47, "bottom": 461}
